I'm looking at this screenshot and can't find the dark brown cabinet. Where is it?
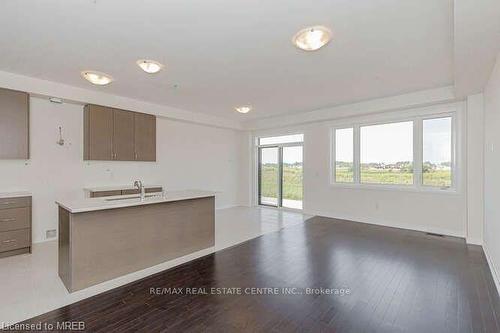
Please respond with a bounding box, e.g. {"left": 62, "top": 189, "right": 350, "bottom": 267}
{"left": 0, "top": 88, "right": 29, "bottom": 159}
{"left": 0, "top": 196, "right": 32, "bottom": 258}
{"left": 84, "top": 104, "right": 113, "bottom": 160}
{"left": 134, "top": 112, "right": 156, "bottom": 162}
{"left": 83, "top": 104, "right": 156, "bottom": 161}
{"left": 113, "top": 109, "right": 135, "bottom": 161}
{"left": 89, "top": 187, "right": 162, "bottom": 198}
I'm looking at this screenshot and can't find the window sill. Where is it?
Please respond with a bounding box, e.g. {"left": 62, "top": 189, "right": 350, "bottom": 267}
{"left": 329, "top": 182, "right": 459, "bottom": 195}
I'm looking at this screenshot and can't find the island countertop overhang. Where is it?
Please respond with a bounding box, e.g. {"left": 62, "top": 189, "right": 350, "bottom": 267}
{"left": 56, "top": 189, "right": 216, "bottom": 213}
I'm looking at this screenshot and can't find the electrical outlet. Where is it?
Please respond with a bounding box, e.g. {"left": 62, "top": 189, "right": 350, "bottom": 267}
{"left": 46, "top": 229, "right": 57, "bottom": 239}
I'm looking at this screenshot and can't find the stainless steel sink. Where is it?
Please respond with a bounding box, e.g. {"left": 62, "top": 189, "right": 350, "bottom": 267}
{"left": 105, "top": 194, "right": 160, "bottom": 201}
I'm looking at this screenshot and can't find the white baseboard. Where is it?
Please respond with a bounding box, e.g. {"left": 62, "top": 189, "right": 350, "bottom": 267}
{"left": 466, "top": 237, "right": 483, "bottom": 245}
{"left": 483, "top": 243, "right": 500, "bottom": 297}
{"left": 304, "top": 209, "right": 465, "bottom": 239}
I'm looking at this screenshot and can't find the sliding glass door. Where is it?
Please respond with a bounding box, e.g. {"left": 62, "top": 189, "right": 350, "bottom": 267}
{"left": 258, "top": 135, "right": 303, "bottom": 209}
{"left": 282, "top": 146, "right": 303, "bottom": 209}
{"left": 258, "top": 147, "right": 280, "bottom": 206}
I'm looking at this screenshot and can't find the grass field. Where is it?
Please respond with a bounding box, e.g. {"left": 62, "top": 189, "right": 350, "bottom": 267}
{"left": 335, "top": 167, "right": 451, "bottom": 187}
{"left": 260, "top": 164, "right": 303, "bottom": 201}
{"left": 422, "top": 170, "right": 452, "bottom": 187}
{"left": 261, "top": 164, "right": 451, "bottom": 201}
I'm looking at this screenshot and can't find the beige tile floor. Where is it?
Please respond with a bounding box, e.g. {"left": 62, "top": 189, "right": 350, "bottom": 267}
{"left": 0, "top": 206, "right": 310, "bottom": 327}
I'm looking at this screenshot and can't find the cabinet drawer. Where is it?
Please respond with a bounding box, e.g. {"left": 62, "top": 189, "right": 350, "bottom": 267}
{"left": 146, "top": 187, "right": 162, "bottom": 193}
{"left": 91, "top": 190, "right": 122, "bottom": 198}
{"left": 0, "top": 229, "right": 30, "bottom": 252}
{"left": 0, "top": 207, "right": 30, "bottom": 232}
{"left": 122, "top": 189, "right": 140, "bottom": 195}
{"left": 122, "top": 187, "right": 162, "bottom": 195}
{"left": 0, "top": 196, "right": 31, "bottom": 210}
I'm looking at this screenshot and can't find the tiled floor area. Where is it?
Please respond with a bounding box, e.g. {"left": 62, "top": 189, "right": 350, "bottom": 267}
{"left": 0, "top": 206, "right": 310, "bottom": 328}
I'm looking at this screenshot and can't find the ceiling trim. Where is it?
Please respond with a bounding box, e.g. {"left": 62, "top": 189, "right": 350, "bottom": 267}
{"left": 0, "top": 70, "right": 244, "bottom": 130}
{"left": 243, "top": 86, "right": 457, "bottom": 130}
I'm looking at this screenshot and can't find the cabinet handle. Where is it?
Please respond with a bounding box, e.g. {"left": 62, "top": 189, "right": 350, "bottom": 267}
{"left": 0, "top": 202, "right": 14, "bottom": 205}
{"left": 0, "top": 218, "right": 16, "bottom": 223}
{"left": 135, "top": 152, "right": 138, "bottom": 160}
{"left": 2, "top": 239, "right": 16, "bottom": 244}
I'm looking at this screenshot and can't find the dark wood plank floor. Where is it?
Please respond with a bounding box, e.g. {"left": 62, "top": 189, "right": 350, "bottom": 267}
{"left": 18, "top": 216, "right": 500, "bottom": 332}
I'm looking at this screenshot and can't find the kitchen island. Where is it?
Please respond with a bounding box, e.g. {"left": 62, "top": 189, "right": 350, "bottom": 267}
{"left": 56, "top": 190, "right": 215, "bottom": 292}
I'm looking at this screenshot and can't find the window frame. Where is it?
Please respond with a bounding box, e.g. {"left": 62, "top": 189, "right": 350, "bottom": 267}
{"left": 330, "top": 111, "right": 457, "bottom": 193}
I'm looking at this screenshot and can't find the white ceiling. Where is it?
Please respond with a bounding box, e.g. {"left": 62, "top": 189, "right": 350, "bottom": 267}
{"left": 0, "top": 0, "right": 471, "bottom": 121}
{"left": 454, "top": 0, "right": 500, "bottom": 98}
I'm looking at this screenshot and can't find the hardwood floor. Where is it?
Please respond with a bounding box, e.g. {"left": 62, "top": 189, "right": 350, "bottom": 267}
{"left": 19, "top": 216, "right": 500, "bottom": 332}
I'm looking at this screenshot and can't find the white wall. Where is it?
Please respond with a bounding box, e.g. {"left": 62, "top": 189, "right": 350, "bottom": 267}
{"left": 466, "top": 94, "right": 484, "bottom": 244}
{"left": 484, "top": 52, "right": 500, "bottom": 293}
{"left": 253, "top": 102, "right": 468, "bottom": 238}
{"left": 0, "top": 97, "right": 248, "bottom": 243}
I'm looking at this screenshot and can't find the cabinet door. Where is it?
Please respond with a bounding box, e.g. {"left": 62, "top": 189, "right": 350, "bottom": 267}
{"left": 134, "top": 113, "right": 156, "bottom": 161}
{"left": 84, "top": 105, "right": 113, "bottom": 160}
{"left": 0, "top": 88, "right": 29, "bottom": 159}
{"left": 113, "top": 109, "right": 135, "bottom": 161}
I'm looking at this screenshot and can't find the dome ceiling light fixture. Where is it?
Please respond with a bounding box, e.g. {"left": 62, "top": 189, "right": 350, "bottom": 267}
{"left": 292, "top": 25, "right": 332, "bottom": 51}
{"left": 81, "top": 70, "right": 113, "bottom": 86}
{"left": 235, "top": 105, "right": 252, "bottom": 114}
{"left": 136, "top": 59, "right": 164, "bottom": 74}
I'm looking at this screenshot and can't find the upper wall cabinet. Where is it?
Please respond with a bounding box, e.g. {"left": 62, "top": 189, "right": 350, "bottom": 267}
{"left": 134, "top": 112, "right": 156, "bottom": 162}
{"left": 84, "top": 104, "right": 113, "bottom": 161}
{"left": 0, "top": 88, "right": 29, "bottom": 159}
{"left": 83, "top": 104, "right": 156, "bottom": 161}
{"left": 112, "top": 109, "right": 136, "bottom": 161}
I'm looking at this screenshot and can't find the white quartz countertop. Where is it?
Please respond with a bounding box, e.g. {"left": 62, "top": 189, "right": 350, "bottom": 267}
{"left": 56, "top": 190, "right": 215, "bottom": 213}
{"left": 83, "top": 184, "right": 163, "bottom": 192}
{"left": 0, "top": 191, "right": 32, "bottom": 199}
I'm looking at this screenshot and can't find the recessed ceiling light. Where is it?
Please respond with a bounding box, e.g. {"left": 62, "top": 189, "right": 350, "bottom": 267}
{"left": 81, "top": 71, "right": 113, "bottom": 86}
{"left": 235, "top": 105, "right": 252, "bottom": 114}
{"left": 292, "top": 26, "right": 332, "bottom": 51}
{"left": 136, "top": 59, "right": 164, "bottom": 74}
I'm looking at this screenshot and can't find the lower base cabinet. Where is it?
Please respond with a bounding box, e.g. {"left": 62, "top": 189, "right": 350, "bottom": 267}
{"left": 0, "top": 196, "right": 31, "bottom": 258}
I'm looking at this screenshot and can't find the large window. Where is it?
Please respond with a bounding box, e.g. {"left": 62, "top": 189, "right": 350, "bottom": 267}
{"left": 360, "top": 121, "right": 413, "bottom": 185}
{"left": 332, "top": 113, "right": 455, "bottom": 191}
{"left": 422, "top": 117, "right": 452, "bottom": 188}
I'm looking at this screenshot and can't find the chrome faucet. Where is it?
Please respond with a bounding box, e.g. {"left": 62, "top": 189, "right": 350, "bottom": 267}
{"left": 134, "top": 180, "right": 145, "bottom": 200}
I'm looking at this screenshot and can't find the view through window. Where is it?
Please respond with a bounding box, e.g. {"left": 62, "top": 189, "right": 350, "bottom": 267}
{"left": 332, "top": 114, "right": 455, "bottom": 190}
{"left": 360, "top": 121, "right": 414, "bottom": 185}
{"left": 335, "top": 128, "right": 354, "bottom": 183}
{"left": 423, "top": 117, "right": 452, "bottom": 187}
